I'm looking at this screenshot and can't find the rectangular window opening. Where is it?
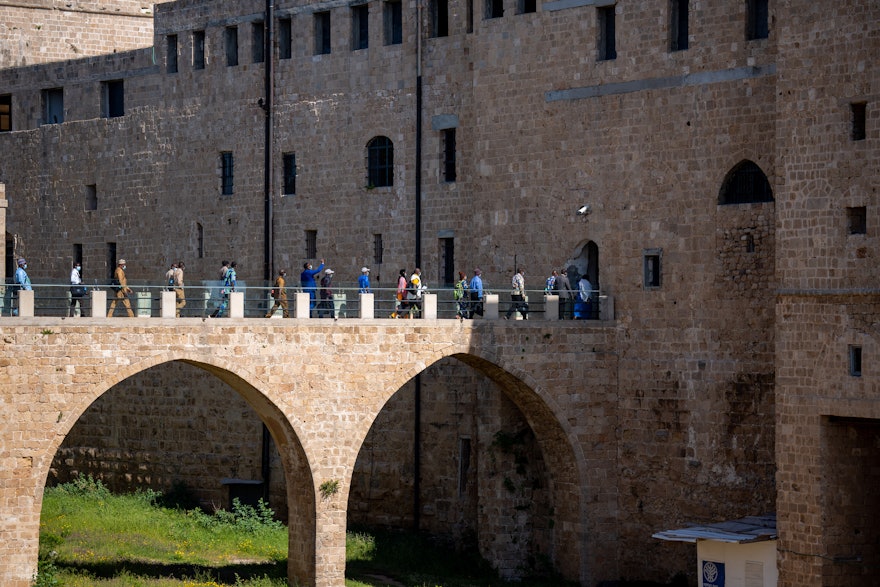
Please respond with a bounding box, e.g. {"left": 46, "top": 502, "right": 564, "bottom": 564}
{"left": 73, "top": 243, "right": 83, "bottom": 268}
{"left": 197, "top": 223, "right": 204, "bottom": 259}
{"left": 486, "top": 0, "right": 503, "bottom": 19}
{"left": 669, "top": 0, "right": 688, "bottom": 51}
{"left": 517, "top": 0, "right": 536, "bottom": 15}
{"left": 283, "top": 152, "right": 297, "bottom": 196}
{"left": 373, "top": 234, "right": 384, "bottom": 264}
{"left": 85, "top": 184, "right": 97, "bottom": 211}
{"left": 442, "top": 128, "right": 457, "bottom": 182}
{"left": 193, "top": 30, "right": 206, "bottom": 69}
{"left": 107, "top": 242, "right": 117, "bottom": 281}
{"left": 279, "top": 17, "right": 293, "bottom": 59}
{"left": 849, "top": 345, "right": 862, "bottom": 377}
{"left": 352, "top": 4, "right": 369, "bottom": 50}
{"left": 225, "top": 26, "right": 239, "bottom": 66}
{"left": 598, "top": 6, "right": 617, "bottom": 61}
{"left": 384, "top": 0, "right": 403, "bottom": 45}
{"left": 643, "top": 249, "right": 661, "bottom": 289}
{"left": 847, "top": 206, "right": 867, "bottom": 235}
{"left": 0, "top": 94, "right": 10, "bottom": 132}
{"left": 851, "top": 102, "right": 867, "bottom": 141}
{"left": 467, "top": 0, "right": 474, "bottom": 32}
{"left": 305, "top": 230, "right": 318, "bottom": 259}
{"left": 43, "top": 88, "right": 64, "bottom": 125}
{"left": 252, "top": 21, "right": 265, "bottom": 63}
{"left": 166, "top": 34, "right": 179, "bottom": 73}
{"left": 458, "top": 437, "right": 471, "bottom": 497}
{"left": 746, "top": 0, "right": 769, "bottom": 40}
{"left": 315, "top": 12, "right": 332, "bottom": 55}
{"left": 220, "top": 152, "right": 234, "bottom": 195}
{"left": 431, "top": 0, "right": 449, "bottom": 38}
{"left": 103, "top": 80, "right": 124, "bottom": 118}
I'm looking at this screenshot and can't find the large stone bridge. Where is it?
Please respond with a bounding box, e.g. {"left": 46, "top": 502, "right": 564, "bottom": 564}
{"left": 0, "top": 317, "right": 617, "bottom": 587}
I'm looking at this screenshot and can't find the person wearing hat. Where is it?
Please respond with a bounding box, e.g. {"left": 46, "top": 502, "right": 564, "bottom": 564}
{"left": 358, "top": 266, "right": 371, "bottom": 294}
{"left": 11, "top": 258, "right": 32, "bottom": 316}
{"left": 107, "top": 258, "right": 134, "bottom": 317}
{"left": 265, "top": 269, "right": 289, "bottom": 318}
{"left": 318, "top": 268, "right": 335, "bottom": 318}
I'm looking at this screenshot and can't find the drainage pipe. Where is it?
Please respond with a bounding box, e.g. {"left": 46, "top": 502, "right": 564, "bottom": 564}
{"left": 413, "top": 0, "right": 424, "bottom": 533}
{"left": 261, "top": 0, "right": 275, "bottom": 505}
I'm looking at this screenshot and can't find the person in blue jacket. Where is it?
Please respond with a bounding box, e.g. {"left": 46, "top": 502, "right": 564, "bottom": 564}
{"left": 300, "top": 258, "right": 325, "bottom": 315}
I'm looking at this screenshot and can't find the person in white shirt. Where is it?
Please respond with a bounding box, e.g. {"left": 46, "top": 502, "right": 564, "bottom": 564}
{"left": 69, "top": 261, "right": 84, "bottom": 317}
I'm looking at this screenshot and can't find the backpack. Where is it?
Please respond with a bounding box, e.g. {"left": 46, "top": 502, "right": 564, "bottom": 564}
{"left": 544, "top": 276, "right": 556, "bottom": 293}
{"left": 453, "top": 279, "right": 466, "bottom": 301}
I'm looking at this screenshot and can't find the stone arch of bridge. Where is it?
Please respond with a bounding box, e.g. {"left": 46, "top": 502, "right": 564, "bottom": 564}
{"left": 347, "top": 347, "right": 593, "bottom": 585}
{"left": 38, "top": 352, "right": 319, "bottom": 587}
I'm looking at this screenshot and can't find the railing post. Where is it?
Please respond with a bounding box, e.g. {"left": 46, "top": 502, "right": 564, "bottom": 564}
{"left": 18, "top": 290, "right": 34, "bottom": 317}
{"left": 295, "top": 292, "right": 311, "bottom": 318}
{"left": 544, "top": 294, "right": 559, "bottom": 321}
{"left": 229, "top": 291, "right": 244, "bottom": 318}
{"left": 160, "top": 291, "right": 176, "bottom": 318}
{"left": 485, "top": 294, "right": 499, "bottom": 320}
{"left": 359, "top": 293, "right": 374, "bottom": 319}
{"left": 422, "top": 293, "right": 437, "bottom": 319}
{"left": 90, "top": 290, "right": 107, "bottom": 318}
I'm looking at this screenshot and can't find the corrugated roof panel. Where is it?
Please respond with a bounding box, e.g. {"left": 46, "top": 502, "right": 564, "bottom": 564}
{"left": 652, "top": 514, "right": 777, "bottom": 544}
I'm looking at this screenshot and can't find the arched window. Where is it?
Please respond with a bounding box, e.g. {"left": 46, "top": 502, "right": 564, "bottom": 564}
{"left": 718, "top": 160, "right": 773, "bottom": 205}
{"left": 367, "top": 136, "right": 393, "bottom": 188}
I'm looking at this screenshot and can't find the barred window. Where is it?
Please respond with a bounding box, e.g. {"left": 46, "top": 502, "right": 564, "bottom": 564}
{"left": 367, "top": 136, "right": 394, "bottom": 188}
{"left": 718, "top": 160, "right": 773, "bottom": 205}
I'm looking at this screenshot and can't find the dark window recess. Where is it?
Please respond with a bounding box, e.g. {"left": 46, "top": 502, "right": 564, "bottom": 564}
{"left": 252, "top": 21, "right": 265, "bottom": 63}
{"left": 279, "top": 18, "right": 292, "bottom": 59}
{"left": 518, "top": 0, "right": 536, "bottom": 15}
{"left": 431, "top": 0, "right": 449, "bottom": 37}
{"left": 43, "top": 88, "right": 64, "bottom": 125}
{"left": 0, "top": 94, "right": 10, "bottom": 132}
{"left": 719, "top": 160, "right": 773, "bottom": 205}
{"left": 73, "top": 244, "right": 83, "bottom": 268}
{"left": 746, "top": 0, "right": 769, "bottom": 40}
{"left": 851, "top": 103, "right": 867, "bottom": 141}
{"left": 193, "top": 30, "right": 206, "bottom": 69}
{"left": 352, "top": 4, "right": 369, "bottom": 50}
{"left": 315, "top": 12, "right": 332, "bottom": 55}
{"left": 847, "top": 206, "right": 867, "bottom": 235}
{"left": 849, "top": 346, "right": 862, "bottom": 377}
{"left": 486, "top": 0, "right": 503, "bottom": 19}
{"left": 367, "top": 136, "right": 394, "bottom": 188}
{"left": 221, "top": 152, "right": 234, "bottom": 195}
{"left": 104, "top": 80, "right": 124, "bottom": 118}
{"left": 107, "top": 242, "right": 117, "bottom": 281}
{"left": 745, "top": 233, "right": 756, "bottom": 253}
{"left": 598, "top": 6, "right": 616, "bottom": 61}
{"left": 373, "top": 234, "right": 384, "bottom": 264}
{"left": 441, "top": 238, "right": 455, "bottom": 286}
{"left": 467, "top": 0, "right": 474, "bottom": 32}
{"left": 86, "top": 184, "right": 97, "bottom": 211}
{"left": 670, "top": 0, "right": 688, "bottom": 51}
{"left": 385, "top": 0, "right": 403, "bottom": 45}
{"left": 443, "top": 128, "right": 457, "bottom": 182}
{"left": 197, "top": 223, "right": 204, "bottom": 258}
{"left": 644, "top": 252, "right": 661, "bottom": 288}
{"left": 305, "top": 230, "right": 318, "bottom": 259}
{"left": 225, "top": 26, "right": 239, "bottom": 66}
{"left": 283, "top": 153, "right": 297, "bottom": 195}
{"left": 167, "top": 34, "right": 179, "bottom": 73}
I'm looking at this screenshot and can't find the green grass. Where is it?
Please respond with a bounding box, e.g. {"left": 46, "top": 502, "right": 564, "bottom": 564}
{"left": 37, "top": 476, "right": 577, "bottom": 587}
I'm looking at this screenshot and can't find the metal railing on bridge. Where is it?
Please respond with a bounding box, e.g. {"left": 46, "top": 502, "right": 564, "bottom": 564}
{"left": 1, "top": 281, "right": 610, "bottom": 322}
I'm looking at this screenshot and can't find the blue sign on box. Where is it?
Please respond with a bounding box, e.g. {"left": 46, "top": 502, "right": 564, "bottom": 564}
{"left": 702, "top": 560, "right": 725, "bottom": 587}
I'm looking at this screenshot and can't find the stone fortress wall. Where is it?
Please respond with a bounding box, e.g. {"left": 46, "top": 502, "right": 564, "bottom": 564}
{"left": 0, "top": 0, "right": 877, "bottom": 585}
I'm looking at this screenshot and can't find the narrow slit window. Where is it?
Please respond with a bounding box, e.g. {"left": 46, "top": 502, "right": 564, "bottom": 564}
{"left": 225, "top": 26, "right": 239, "bottom": 66}
{"left": 252, "top": 21, "right": 265, "bottom": 63}
{"left": 849, "top": 345, "right": 862, "bottom": 377}
{"left": 597, "top": 6, "right": 617, "bottom": 61}
{"left": 193, "top": 30, "right": 206, "bottom": 69}
{"left": 851, "top": 103, "right": 866, "bottom": 141}
{"left": 644, "top": 249, "right": 661, "bottom": 289}
{"left": 373, "top": 234, "right": 384, "bottom": 264}
{"left": 315, "top": 11, "right": 332, "bottom": 55}
{"left": 283, "top": 152, "right": 297, "bottom": 196}
{"left": 43, "top": 88, "right": 64, "bottom": 125}
{"left": 431, "top": 0, "right": 449, "bottom": 38}
{"left": 305, "top": 230, "right": 318, "bottom": 259}
{"left": 0, "top": 94, "right": 11, "bottom": 132}
{"left": 85, "top": 184, "right": 97, "bottom": 211}
{"left": 746, "top": 0, "right": 769, "bottom": 40}
{"left": 220, "top": 152, "right": 234, "bottom": 195}
{"left": 279, "top": 18, "right": 292, "bottom": 59}
{"left": 442, "top": 128, "right": 457, "bottom": 182}
{"left": 352, "top": 4, "right": 369, "bottom": 50}
{"left": 167, "top": 34, "right": 179, "bottom": 73}
{"left": 669, "top": 0, "right": 688, "bottom": 51}
{"left": 102, "top": 80, "right": 124, "bottom": 118}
